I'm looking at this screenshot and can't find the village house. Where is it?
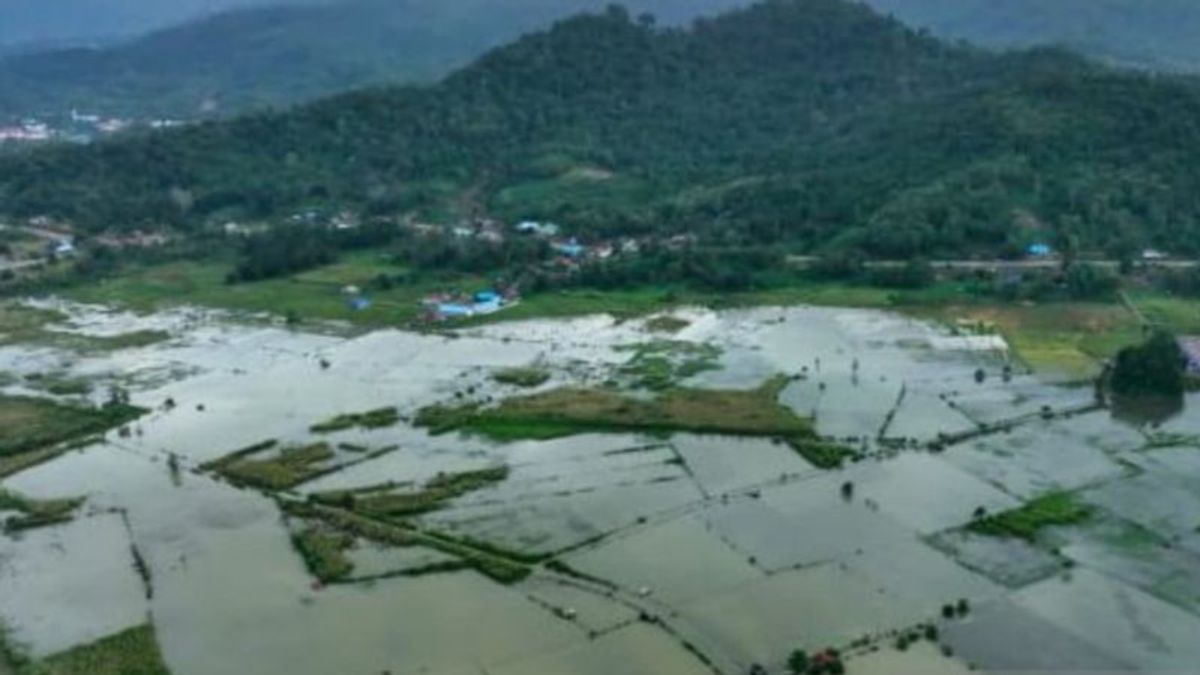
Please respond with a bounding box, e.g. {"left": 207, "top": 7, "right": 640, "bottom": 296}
{"left": 515, "top": 221, "right": 561, "bottom": 237}
{"left": 1179, "top": 337, "right": 1200, "bottom": 375}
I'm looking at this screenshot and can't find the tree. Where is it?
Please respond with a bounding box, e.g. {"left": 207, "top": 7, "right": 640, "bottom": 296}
{"left": 1110, "top": 330, "right": 1186, "bottom": 397}
{"left": 787, "top": 649, "right": 809, "bottom": 674}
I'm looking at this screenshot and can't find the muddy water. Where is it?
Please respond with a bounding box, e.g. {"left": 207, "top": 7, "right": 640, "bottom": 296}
{"left": 0, "top": 301, "right": 1197, "bottom": 674}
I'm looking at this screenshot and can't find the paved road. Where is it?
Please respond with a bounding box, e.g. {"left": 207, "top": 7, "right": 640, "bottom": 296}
{"left": 788, "top": 256, "right": 1199, "bottom": 271}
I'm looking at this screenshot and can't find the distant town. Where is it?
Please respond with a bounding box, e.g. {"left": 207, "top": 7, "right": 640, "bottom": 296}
{"left": 0, "top": 109, "right": 185, "bottom": 146}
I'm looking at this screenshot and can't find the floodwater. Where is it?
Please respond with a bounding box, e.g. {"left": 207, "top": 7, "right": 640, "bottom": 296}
{"left": 0, "top": 300, "right": 1197, "bottom": 674}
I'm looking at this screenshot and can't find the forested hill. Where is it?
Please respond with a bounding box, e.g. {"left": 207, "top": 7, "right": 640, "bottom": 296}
{"left": 3, "top": 0, "right": 1200, "bottom": 259}
{"left": 0, "top": 0, "right": 748, "bottom": 119}
{"left": 864, "top": 0, "right": 1200, "bottom": 73}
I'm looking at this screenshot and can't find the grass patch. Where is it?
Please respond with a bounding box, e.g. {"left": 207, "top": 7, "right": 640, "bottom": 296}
{"left": 37, "top": 624, "right": 170, "bottom": 675}
{"left": 0, "top": 303, "right": 68, "bottom": 346}
{"left": 968, "top": 492, "right": 1093, "bottom": 541}
{"left": 416, "top": 376, "right": 850, "bottom": 467}
{"left": 61, "top": 256, "right": 489, "bottom": 327}
{"left": 0, "top": 396, "right": 144, "bottom": 478}
{"left": 919, "top": 302, "right": 1143, "bottom": 377}
{"left": 309, "top": 407, "right": 400, "bottom": 433}
{"left": 203, "top": 441, "right": 333, "bottom": 491}
{"left": 0, "top": 301, "right": 168, "bottom": 353}
{"left": 492, "top": 367, "right": 551, "bottom": 388}
{"left": 0, "top": 489, "right": 85, "bottom": 533}
{"left": 291, "top": 528, "right": 355, "bottom": 583}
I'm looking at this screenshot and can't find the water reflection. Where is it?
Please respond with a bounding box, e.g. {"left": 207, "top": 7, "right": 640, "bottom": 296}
{"left": 1109, "top": 393, "right": 1185, "bottom": 428}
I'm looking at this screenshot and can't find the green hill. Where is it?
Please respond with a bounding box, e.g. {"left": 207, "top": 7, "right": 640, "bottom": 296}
{"left": 0, "top": 0, "right": 747, "bottom": 119}
{"left": 2, "top": 0, "right": 1199, "bottom": 259}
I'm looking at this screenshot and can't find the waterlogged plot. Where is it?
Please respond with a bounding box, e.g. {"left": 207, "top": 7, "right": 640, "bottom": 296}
{"left": 3, "top": 301, "right": 1200, "bottom": 675}
{"left": 1015, "top": 568, "right": 1200, "bottom": 670}
{"left": 519, "top": 576, "right": 638, "bottom": 635}
{"left": 1081, "top": 462, "right": 1200, "bottom": 549}
{"left": 565, "top": 514, "right": 765, "bottom": 609}
{"left": 676, "top": 564, "right": 922, "bottom": 671}
{"left": 947, "top": 414, "right": 1133, "bottom": 498}
{"left": 671, "top": 434, "right": 815, "bottom": 497}
{"left": 840, "top": 453, "right": 1019, "bottom": 534}
{"left": 490, "top": 623, "right": 711, "bottom": 675}
{"left": 1061, "top": 518, "right": 1200, "bottom": 614}
{"left": 927, "top": 529, "right": 1065, "bottom": 588}
{"left": 0, "top": 514, "right": 148, "bottom": 658}
{"left": 941, "top": 598, "right": 1133, "bottom": 673}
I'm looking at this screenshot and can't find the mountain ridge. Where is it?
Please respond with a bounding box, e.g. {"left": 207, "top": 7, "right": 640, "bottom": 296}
{"left": 2, "top": 0, "right": 1199, "bottom": 259}
{"left": 0, "top": 0, "right": 749, "bottom": 119}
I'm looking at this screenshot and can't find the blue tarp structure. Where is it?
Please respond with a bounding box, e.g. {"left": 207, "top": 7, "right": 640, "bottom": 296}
{"left": 474, "top": 290, "right": 501, "bottom": 304}
{"left": 347, "top": 297, "right": 372, "bottom": 311}
{"left": 1027, "top": 243, "right": 1052, "bottom": 257}
{"left": 555, "top": 242, "right": 585, "bottom": 258}
{"left": 438, "top": 304, "right": 474, "bottom": 318}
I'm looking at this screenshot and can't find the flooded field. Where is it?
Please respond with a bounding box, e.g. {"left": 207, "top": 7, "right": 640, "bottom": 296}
{"left": 1, "top": 299, "right": 1198, "bottom": 674}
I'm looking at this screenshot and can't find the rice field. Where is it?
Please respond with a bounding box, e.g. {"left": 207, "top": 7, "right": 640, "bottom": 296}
{"left": 0, "top": 299, "right": 1196, "bottom": 674}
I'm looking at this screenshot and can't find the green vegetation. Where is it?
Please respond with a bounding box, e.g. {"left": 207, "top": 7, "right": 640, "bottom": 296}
{"left": 492, "top": 368, "right": 551, "bottom": 388}
{"left": 0, "top": 301, "right": 168, "bottom": 353}
{"left": 921, "top": 301, "right": 1145, "bottom": 377}
{"left": 4, "top": 0, "right": 1200, "bottom": 266}
{"left": 1110, "top": 330, "right": 1186, "bottom": 397}
{"left": 280, "top": 480, "right": 530, "bottom": 581}
{"left": 36, "top": 624, "right": 171, "bottom": 675}
{"left": 61, "top": 257, "right": 489, "bottom": 327}
{"left": 309, "top": 407, "right": 400, "bottom": 433}
{"left": 968, "top": 492, "right": 1093, "bottom": 541}
{"left": 80, "top": 330, "right": 170, "bottom": 351}
{"left": 350, "top": 467, "right": 510, "bottom": 519}
{"left": 417, "top": 376, "right": 851, "bottom": 468}
{"left": 0, "top": 395, "right": 144, "bottom": 477}
{"left": 282, "top": 500, "right": 420, "bottom": 548}
{"left": 202, "top": 441, "right": 334, "bottom": 491}
{"left": 617, "top": 340, "right": 722, "bottom": 390}
{"left": 23, "top": 373, "right": 91, "bottom": 397}
{"left": 644, "top": 315, "right": 691, "bottom": 333}
{"left": 291, "top": 528, "right": 355, "bottom": 583}
{"left": 0, "top": 303, "right": 69, "bottom": 346}
{"left": 0, "top": 489, "right": 85, "bottom": 533}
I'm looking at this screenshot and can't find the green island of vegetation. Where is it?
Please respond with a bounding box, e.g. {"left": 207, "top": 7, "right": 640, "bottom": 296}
{"left": 416, "top": 376, "right": 853, "bottom": 468}
{"left": 0, "top": 395, "right": 146, "bottom": 479}
{"left": 617, "top": 340, "right": 722, "bottom": 391}
{"left": 644, "top": 315, "right": 691, "bottom": 334}
{"left": 283, "top": 469, "right": 532, "bottom": 585}
{"left": 313, "top": 467, "right": 510, "bottom": 519}
{"left": 291, "top": 528, "right": 357, "bottom": 584}
{"left": 0, "top": 489, "right": 85, "bottom": 533}
{"left": 309, "top": 406, "right": 400, "bottom": 433}
{"left": 201, "top": 440, "right": 334, "bottom": 491}
{"left": 22, "top": 373, "right": 92, "bottom": 397}
{"left": 492, "top": 367, "right": 552, "bottom": 388}
{"left": 2, "top": 624, "right": 171, "bottom": 675}
{"left": 968, "top": 492, "right": 1093, "bottom": 541}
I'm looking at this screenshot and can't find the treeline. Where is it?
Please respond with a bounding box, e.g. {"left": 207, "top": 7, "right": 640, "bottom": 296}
{"left": 1, "top": 0, "right": 1200, "bottom": 259}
